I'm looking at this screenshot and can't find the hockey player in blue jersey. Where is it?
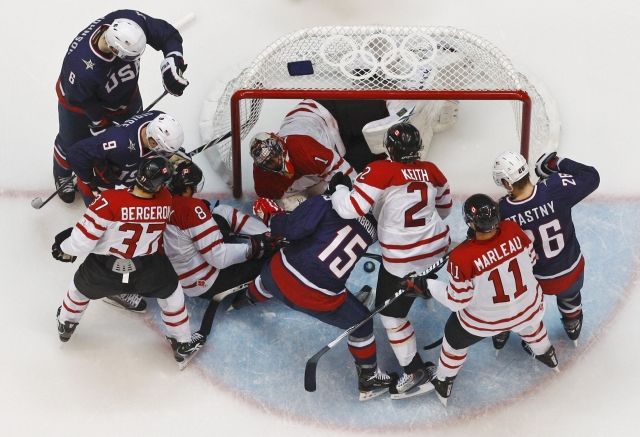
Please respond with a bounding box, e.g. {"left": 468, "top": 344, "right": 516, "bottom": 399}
{"left": 491, "top": 151, "right": 600, "bottom": 347}
{"left": 235, "top": 193, "right": 397, "bottom": 400}
{"left": 66, "top": 111, "right": 184, "bottom": 205}
{"left": 53, "top": 10, "right": 189, "bottom": 203}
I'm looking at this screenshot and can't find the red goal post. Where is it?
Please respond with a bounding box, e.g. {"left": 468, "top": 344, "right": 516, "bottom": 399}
{"left": 200, "top": 26, "right": 557, "bottom": 198}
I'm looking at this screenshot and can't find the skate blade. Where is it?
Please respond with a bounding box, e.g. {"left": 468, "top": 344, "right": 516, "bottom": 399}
{"left": 552, "top": 365, "right": 561, "bottom": 373}
{"left": 359, "top": 388, "right": 389, "bottom": 401}
{"left": 390, "top": 383, "right": 434, "bottom": 400}
{"left": 572, "top": 339, "right": 579, "bottom": 348}
{"left": 102, "top": 299, "right": 146, "bottom": 314}
{"left": 436, "top": 392, "right": 448, "bottom": 407}
{"left": 176, "top": 347, "right": 204, "bottom": 371}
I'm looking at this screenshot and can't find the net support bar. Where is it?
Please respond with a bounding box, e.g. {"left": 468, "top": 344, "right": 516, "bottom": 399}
{"left": 230, "top": 89, "right": 531, "bottom": 198}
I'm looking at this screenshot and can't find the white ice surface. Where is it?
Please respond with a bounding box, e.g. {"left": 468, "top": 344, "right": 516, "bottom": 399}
{"left": 1, "top": 1, "right": 639, "bottom": 436}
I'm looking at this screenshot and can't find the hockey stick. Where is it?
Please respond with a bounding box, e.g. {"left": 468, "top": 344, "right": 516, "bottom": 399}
{"left": 303, "top": 250, "right": 452, "bottom": 392}
{"left": 186, "top": 97, "right": 262, "bottom": 158}
{"left": 423, "top": 337, "right": 443, "bottom": 350}
{"left": 197, "top": 281, "right": 252, "bottom": 337}
{"left": 31, "top": 176, "right": 76, "bottom": 209}
{"left": 143, "top": 90, "right": 169, "bottom": 112}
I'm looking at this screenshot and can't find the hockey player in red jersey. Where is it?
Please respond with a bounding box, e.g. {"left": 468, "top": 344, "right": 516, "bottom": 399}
{"left": 406, "top": 194, "right": 559, "bottom": 406}
{"left": 330, "top": 122, "right": 452, "bottom": 399}
{"left": 164, "top": 160, "right": 275, "bottom": 300}
{"left": 492, "top": 151, "right": 599, "bottom": 347}
{"left": 52, "top": 156, "right": 203, "bottom": 369}
{"left": 250, "top": 100, "right": 355, "bottom": 211}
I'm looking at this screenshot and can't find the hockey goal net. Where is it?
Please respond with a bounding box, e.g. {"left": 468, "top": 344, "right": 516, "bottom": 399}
{"left": 200, "top": 26, "right": 558, "bottom": 198}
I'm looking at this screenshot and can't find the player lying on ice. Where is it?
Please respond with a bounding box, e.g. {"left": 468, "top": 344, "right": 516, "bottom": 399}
{"left": 231, "top": 191, "right": 398, "bottom": 401}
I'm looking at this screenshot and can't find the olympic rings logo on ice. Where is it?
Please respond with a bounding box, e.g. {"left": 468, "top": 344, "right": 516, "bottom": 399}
{"left": 319, "top": 32, "right": 439, "bottom": 81}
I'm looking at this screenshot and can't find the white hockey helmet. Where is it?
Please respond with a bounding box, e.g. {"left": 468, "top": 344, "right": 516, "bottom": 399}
{"left": 146, "top": 114, "right": 184, "bottom": 154}
{"left": 104, "top": 19, "right": 146, "bottom": 61}
{"left": 492, "top": 151, "right": 530, "bottom": 186}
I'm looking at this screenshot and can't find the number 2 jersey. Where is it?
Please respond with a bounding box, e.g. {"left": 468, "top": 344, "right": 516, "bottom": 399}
{"left": 331, "top": 159, "right": 452, "bottom": 277}
{"left": 498, "top": 158, "right": 600, "bottom": 295}
{"left": 266, "top": 195, "right": 377, "bottom": 311}
{"left": 428, "top": 220, "right": 544, "bottom": 337}
{"left": 60, "top": 187, "right": 173, "bottom": 259}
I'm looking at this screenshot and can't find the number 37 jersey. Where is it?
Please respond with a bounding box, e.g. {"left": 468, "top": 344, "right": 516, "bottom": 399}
{"left": 60, "top": 187, "right": 173, "bottom": 259}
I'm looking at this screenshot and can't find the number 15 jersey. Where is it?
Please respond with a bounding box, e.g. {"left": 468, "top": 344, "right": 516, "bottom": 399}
{"left": 331, "top": 159, "right": 452, "bottom": 277}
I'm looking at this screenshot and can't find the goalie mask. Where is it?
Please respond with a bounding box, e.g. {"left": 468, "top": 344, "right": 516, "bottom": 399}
{"left": 463, "top": 194, "right": 500, "bottom": 233}
{"left": 250, "top": 132, "right": 291, "bottom": 174}
{"left": 168, "top": 160, "right": 204, "bottom": 195}
{"left": 492, "top": 151, "right": 529, "bottom": 187}
{"left": 135, "top": 156, "right": 174, "bottom": 193}
{"left": 384, "top": 122, "right": 423, "bottom": 163}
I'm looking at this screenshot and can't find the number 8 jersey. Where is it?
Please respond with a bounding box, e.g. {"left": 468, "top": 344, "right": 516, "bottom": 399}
{"left": 60, "top": 186, "right": 173, "bottom": 259}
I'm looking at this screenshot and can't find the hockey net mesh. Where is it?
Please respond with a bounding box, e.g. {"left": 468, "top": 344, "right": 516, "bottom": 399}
{"left": 204, "top": 26, "right": 555, "bottom": 176}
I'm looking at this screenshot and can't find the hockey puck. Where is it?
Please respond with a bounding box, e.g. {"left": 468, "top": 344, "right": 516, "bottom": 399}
{"left": 363, "top": 261, "right": 376, "bottom": 273}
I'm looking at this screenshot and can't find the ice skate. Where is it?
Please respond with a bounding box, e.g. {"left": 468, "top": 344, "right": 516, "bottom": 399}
{"left": 562, "top": 313, "right": 583, "bottom": 347}
{"left": 357, "top": 365, "right": 396, "bottom": 401}
{"left": 104, "top": 294, "right": 147, "bottom": 313}
{"left": 521, "top": 341, "right": 560, "bottom": 372}
{"left": 56, "top": 306, "right": 78, "bottom": 342}
{"left": 166, "top": 332, "right": 207, "bottom": 370}
{"left": 430, "top": 375, "right": 455, "bottom": 407}
{"left": 390, "top": 362, "right": 436, "bottom": 400}
{"left": 492, "top": 331, "right": 511, "bottom": 355}
{"left": 54, "top": 174, "right": 76, "bottom": 204}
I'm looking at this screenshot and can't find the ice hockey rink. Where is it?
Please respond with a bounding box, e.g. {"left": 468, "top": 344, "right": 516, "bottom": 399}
{"left": 3, "top": 1, "right": 640, "bottom": 436}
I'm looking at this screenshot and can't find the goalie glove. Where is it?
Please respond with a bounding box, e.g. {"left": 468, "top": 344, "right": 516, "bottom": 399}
{"left": 535, "top": 152, "right": 560, "bottom": 179}
{"left": 161, "top": 53, "right": 189, "bottom": 96}
{"left": 51, "top": 227, "right": 77, "bottom": 263}
{"left": 252, "top": 197, "right": 284, "bottom": 225}
{"left": 327, "top": 171, "right": 353, "bottom": 194}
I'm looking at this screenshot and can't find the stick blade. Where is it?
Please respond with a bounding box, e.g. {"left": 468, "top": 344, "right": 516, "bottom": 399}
{"left": 304, "top": 345, "right": 331, "bottom": 392}
{"left": 31, "top": 197, "right": 44, "bottom": 209}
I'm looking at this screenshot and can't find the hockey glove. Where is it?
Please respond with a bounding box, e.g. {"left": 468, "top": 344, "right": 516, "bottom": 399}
{"left": 252, "top": 197, "right": 284, "bottom": 225}
{"left": 327, "top": 171, "right": 353, "bottom": 194}
{"left": 161, "top": 54, "right": 189, "bottom": 96}
{"left": 51, "top": 227, "right": 77, "bottom": 263}
{"left": 400, "top": 272, "right": 437, "bottom": 299}
{"left": 535, "top": 152, "right": 560, "bottom": 179}
{"left": 248, "top": 233, "right": 287, "bottom": 260}
{"left": 88, "top": 118, "right": 109, "bottom": 136}
{"left": 91, "top": 159, "right": 122, "bottom": 188}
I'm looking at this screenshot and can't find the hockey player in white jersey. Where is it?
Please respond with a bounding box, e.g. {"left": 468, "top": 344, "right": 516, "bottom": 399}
{"left": 331, "top": 122, "right": 452, "bottom": 399}
{"left": 52, "top": 156, "right": 204, "bottom": 369}
{"left": 163, "top": 160, "right": 276, "bottom": 300}
{"left": 405, "top": 194, "right": 559, "bottom": 406}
